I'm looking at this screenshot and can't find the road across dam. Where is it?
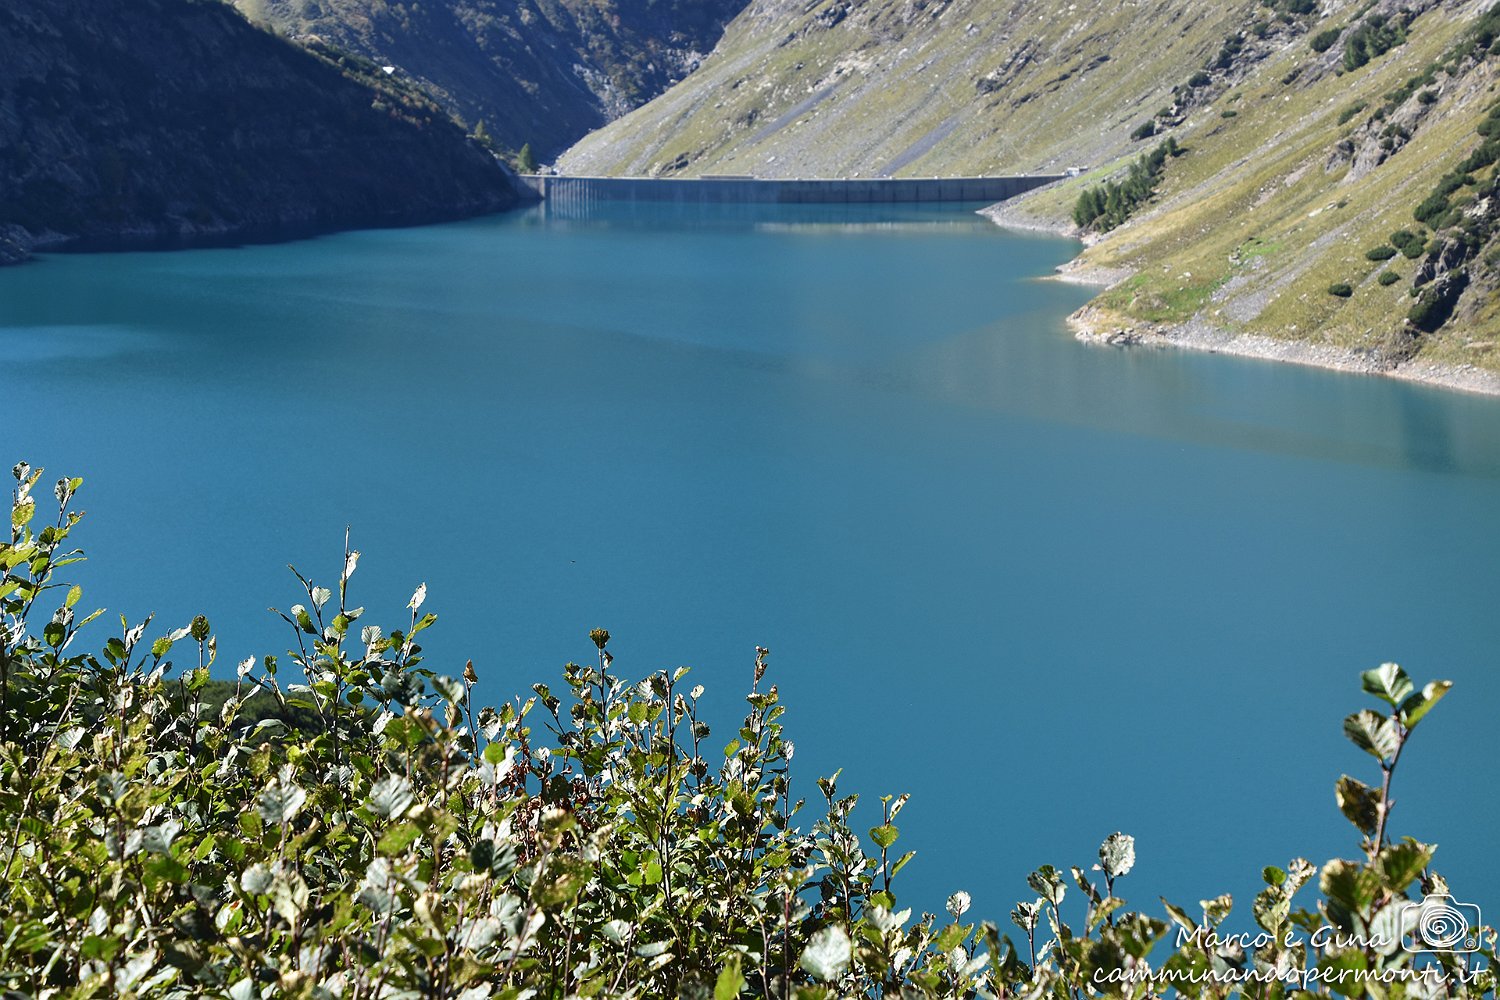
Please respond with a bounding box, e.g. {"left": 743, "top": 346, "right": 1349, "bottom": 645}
{"left": 517, "top": 174, "right": 1062, "bottom": 208}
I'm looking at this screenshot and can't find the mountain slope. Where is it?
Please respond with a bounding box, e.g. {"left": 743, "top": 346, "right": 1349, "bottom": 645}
{"left": 556, "top": 0, "right": 1282, "bottom": 178}
{"left": 0, "top": 0, "right": 516, "bottom": 264}
{"left": 1018, "top": 0, "right": 1500, "bottom": 385}
{"left": 235, "top": 0, "right": 749, "bottom": 160}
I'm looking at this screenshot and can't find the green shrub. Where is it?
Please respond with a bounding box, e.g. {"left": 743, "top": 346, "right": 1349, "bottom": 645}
{"left": 1211, "top": 34, "right": 1245, "bottom": 70}
{"left": 1378, "top": 269, "right": 1402, "bottom": 285}
{"left": 1391, "top": 228, "right": 1426, "bottom": 257}
{"left": 1414, "top": 191, "right": 1452, "bottom": 227}
{"left": 1188, "top": 70, "right": 1211, "bottom": 87}
{"left": 1220, "top": 109, "right": 1238, "bottom": 118}
{"left": 1328, "top": 282, "right": 1354, "bottom": 297}
{"left": 1343, "top": 13, "right": 1409, "bottom": 71}
{"left": 1310, "top": 27, "right": 1341, "bottom": 52}
{"left": 1336, "top": 101, "right": 1368, "bottom": 125}
{"left": 1073, "top": 138, "right": 1181, "bottom": 232}
{"left": 1417, "top": 88, "right": 1440, "bottom": 104}
{"left": 0, "top": 465, "right": 1492, "bottom": 998}
{"left": 1365, "top": 245, "right": 1398, "bottom": 260}
{"left": 1130, "top": 120, "right": 1157, "bottom": 140}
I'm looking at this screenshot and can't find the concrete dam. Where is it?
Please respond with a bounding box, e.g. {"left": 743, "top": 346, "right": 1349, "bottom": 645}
{"left": 517, "top": 174, "right": 1062, "bottom": 210}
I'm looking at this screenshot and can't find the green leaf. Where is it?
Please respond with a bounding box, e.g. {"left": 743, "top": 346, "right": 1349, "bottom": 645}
{"left": 932, "top": 922, "right": 970, "bottom": 953}
{"left": 1320, "top": 859, "right": 1380, "bottom": 913}
{"left": 1253, "top": 885, "right": 1289, "bottom": 935}
{"left": 240, "top": 863, "right": 274, "bottom": 895}
{"left": 1343, "top": 709, "right": 1399, "bottom": 761}
{"left": 1361, "top": 663, "right": 1414, "bottom": 707}
{"left": 81, "top": 934, "right": 122, "bottom": 963}
{"left": 1398, "top": 680, "right": 1452, "bottom": 729}
{"left": 1161, "top": 898, "right": 1196, "bottom": 933}
{"left": 256, "top": 779, "right": 306, "bottom": 825}
{"left": 1262, "top": 866, "right": 1286, "bottom": 887}
{"left": 799, "top": 926, "right": 851, "bottom": 982}
{"left": 1317, "top": 949, "right": 1370, "bottom": 999}
{"left": 1027, "top": 865, "right": 1066, "bottom": 906}
{"left": 1375, "top": 841, "right": 1434, "bottom": 893}
{"left": 377, "top": 823, "right": 422, "bottom": 856}
{"left": 12, "top": 497, "right": 34, "bottom": 528}
{"left": 368, "top": 774, "right": 415, "bottom": 820}
{"left": 534, "top": 854, "right": 590, "bottom": 909}
{"left": 715, "top": 955, "right": 745, "bottom": 1000}
{"left": 1335, "top": 775, "right": 1381, "bottom": 836}
{"left": 433, "top": 675, "right": 466, "bottom": 706}
{"left": 65, "top": 584, "right": 81, "bottom": 608}
{"left": 869, "top": 823, "right": 899, "bottom": 849}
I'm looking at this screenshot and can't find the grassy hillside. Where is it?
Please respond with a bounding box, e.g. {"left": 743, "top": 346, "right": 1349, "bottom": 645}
{"left": 0, "top": 0, "right": 515, "bottom": 262}
{"left": 235, "top": 0, "right": 747, "bottom": 160}
{"left": 560, "top": 0, "right": 1500, "bottom": 382}
{"left": 557, "top": 0, "right": 1282, "bottom": 178}
{"left": 1045, "top": 0, "right": 1500, "bottom": 379}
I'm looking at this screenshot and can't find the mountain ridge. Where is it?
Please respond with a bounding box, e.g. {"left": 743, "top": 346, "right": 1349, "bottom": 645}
{"left": 233, "top": 0, "right": 749, "bottom": 160}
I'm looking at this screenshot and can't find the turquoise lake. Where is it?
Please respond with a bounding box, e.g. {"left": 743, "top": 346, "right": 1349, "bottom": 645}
{"left": 3, "top": 202, "right": 1498, "bottom": 923}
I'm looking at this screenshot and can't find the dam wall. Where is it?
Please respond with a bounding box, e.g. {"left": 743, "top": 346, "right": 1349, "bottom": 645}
{"left": 517, "top": 174, "right": 1061, "bottom": 208}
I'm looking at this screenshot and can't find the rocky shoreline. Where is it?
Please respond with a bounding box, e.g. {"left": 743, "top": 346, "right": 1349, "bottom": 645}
{"left": 1069, "top": 304, "right": 1500, "bottom": 398}
{"left": 979, "top": 205, "right": 1500, "bottom": 398}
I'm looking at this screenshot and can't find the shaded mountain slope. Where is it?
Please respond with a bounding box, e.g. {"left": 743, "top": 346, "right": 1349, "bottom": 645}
{"left": 0, "top": 0, "right": 516, "bottom": 264}
{"left": 236, "top": 0, "right": 749, "bottom": 160}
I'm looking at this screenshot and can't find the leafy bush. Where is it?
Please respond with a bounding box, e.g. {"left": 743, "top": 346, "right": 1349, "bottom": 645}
{"left": 1327, "top": 282, "right": 1354, "bottom": 297}
{"left": 1310, "top": 27, "right": 1342, "bottom": 53}
{"left": 1378, "top": 270, "right": 1402, "bottom": 285}
{"left": 1210, "top": 34, "right": 1245, "bottom": 71}
{"left": 1414, "top": 191, "right": 1454, "bottom": 228}
{"left": 1, "top": 465, "right": 1496, "bottom": 998}
{"left": 1188, "top": 70, "right": 1212, "bottom": 88}
{"left": 1220, "top": 109, "right": 1238, "bottom": 118}
{"left": 1365, "top": 245, "right": 1398, "bottom": 261}
{"left": 1130, "top": 120, "right": 1157, "bottom": 141}
{"left": 1344, "top": 13, "right": 1410, "bottom": 71}
{"left": 1417, "top": 88, "right": 1440, "bottom": 105}
{"left": 1391, "top": 228, "right": 1427, "bottom": 258}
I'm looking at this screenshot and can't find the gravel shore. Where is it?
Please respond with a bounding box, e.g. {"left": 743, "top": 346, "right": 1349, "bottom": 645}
{"left": 1068, "top": 304, "right": 1500, "bottom": 398}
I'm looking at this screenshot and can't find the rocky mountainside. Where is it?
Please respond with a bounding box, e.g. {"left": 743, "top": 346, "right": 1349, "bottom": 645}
{"left": 560, "top": 0, "right": 1500, "bottom": 385}
{"left": 0, "top": 0, "right": 517, "bottom": 265}
{"left": 235, "top": 0, "right": 749, "bottom": 160}
{"left": 1014, "top": 0, "right": 1500, "bottom": 386}
{"left": 557, "top": 0, "right": 1275, "bottom": 178}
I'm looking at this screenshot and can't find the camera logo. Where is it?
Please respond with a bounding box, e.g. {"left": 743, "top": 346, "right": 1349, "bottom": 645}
{"left": 1401, "top": 894, "right": 1482, "bottom": 954}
